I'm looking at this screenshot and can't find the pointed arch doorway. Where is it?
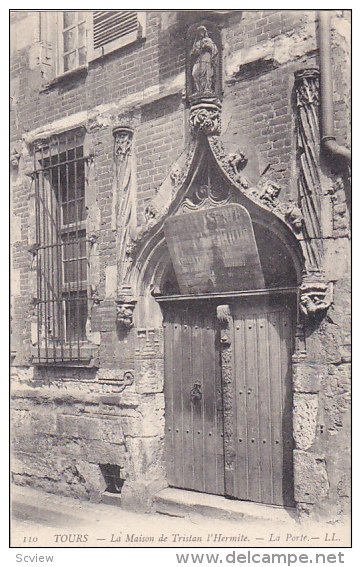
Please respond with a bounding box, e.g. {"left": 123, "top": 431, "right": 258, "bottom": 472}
{"left": 156, "top": 213, "right": 298, "bottom": 508}
{"left": 128, "top": 137, "right": 304, "bottom": 508}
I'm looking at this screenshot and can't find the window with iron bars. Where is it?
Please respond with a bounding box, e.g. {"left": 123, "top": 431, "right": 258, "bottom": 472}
{"left": 32, "top": 130, "right": 90, "bottom": 364}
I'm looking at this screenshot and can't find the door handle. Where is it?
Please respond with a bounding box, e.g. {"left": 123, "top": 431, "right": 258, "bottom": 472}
{"left": 190, "top": 382, "right": 202, "bottom": 402}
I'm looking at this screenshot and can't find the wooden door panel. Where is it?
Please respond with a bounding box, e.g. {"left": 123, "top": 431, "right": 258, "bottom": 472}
{"left": 164, "top": 302, "right": 224, "bottom": 496}
{"left": 191, "top": 307, "right": 205, "bottom": 492}
{"left": 164, "top": 295, "right": 294, "bottom": 507}
{"left": 233, "top": 316, "right": 249, "bottom": 499}
{"left": 231, "top": 299, "right": 294, "bottom": 507}
{"left": 267, "top": 310, "right": 286, "bottom": 505}
{"left": 181, "top": 307, "right": 195, "bottom": 487}
{"left": 164, "top": 305, "right": 175, "bottom": 485}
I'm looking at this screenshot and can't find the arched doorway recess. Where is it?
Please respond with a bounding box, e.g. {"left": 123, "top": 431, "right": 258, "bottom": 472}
{"left": 126, "top": 135, "right": 305, "bottom": 507}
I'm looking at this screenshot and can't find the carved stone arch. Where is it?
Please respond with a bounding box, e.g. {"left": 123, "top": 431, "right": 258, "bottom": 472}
{"left": 127, "top": 135, "right": 305, "bottom": 304}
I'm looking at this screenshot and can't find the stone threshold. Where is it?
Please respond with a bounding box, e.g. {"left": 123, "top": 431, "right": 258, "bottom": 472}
{"left": 154, "top": 488, "right": 297, "bottom": 524}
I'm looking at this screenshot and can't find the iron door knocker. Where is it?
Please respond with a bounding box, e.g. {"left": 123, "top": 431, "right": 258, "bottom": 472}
{"left": 190, "top": 382, "right": 202, "bottom": 402}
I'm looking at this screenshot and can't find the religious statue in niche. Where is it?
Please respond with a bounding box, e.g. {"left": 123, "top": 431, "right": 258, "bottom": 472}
{"left": 186, "top": 21, "right": 222, "bottom": 103}
{"left": 190, "top": 25, "right": 218, "bottom": 95}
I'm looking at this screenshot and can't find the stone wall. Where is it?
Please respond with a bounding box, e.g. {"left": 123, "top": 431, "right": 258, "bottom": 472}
{"left": 11, "top": 10, "right": 350, "bottom": 519}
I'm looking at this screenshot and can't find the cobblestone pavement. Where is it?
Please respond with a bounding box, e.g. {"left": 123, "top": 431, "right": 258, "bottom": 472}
{"left": 11, "top": 485, "right": 350, "bottom": 548}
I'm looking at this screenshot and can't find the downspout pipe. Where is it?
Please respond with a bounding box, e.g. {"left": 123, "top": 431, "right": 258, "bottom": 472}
{"left": 319, "top": 11, "right": 351, "bottom": 169}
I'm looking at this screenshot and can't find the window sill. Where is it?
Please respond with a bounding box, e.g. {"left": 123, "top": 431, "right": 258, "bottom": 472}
{"left": 88, "top": 35, "right": 145, "bottom": 63}
{"left": 31, "top": 344, "right": 99, "bottom": 368}
{"left": 42, "top": 65, "right": 88, "bottom": 90}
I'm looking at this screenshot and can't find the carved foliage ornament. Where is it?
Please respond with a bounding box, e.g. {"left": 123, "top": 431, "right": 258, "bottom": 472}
{"left": 189, "top": 99, "right": 221, "bottom": 136}
{"left": 294, "top": 68, "right": 320, "bottom": 108}
{"left": 113, "top": 126, "right": 133, "bottom": 161}
{"left": 208, "top": 137, "right": 303, "bottom": 233}
{"left": 181, "top": 183, "right": 231, "bottom": 213}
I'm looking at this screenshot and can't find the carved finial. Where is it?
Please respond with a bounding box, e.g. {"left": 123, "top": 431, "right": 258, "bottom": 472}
{"left": 144, "top": 201, "right": 159, "bottom": 224}
{"left": 170, "top": 163, "right": 183, "bottom": 186}
{"left": 294, "top": 68, "right": 320, "bottom": 108}
{"left": 113, "top": 126, "right": 133, "bottom": 161}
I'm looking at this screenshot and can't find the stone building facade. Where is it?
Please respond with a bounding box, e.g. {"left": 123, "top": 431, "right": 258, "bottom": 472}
{"left": 10, "top": 10, "right": 351, "bottom": 522}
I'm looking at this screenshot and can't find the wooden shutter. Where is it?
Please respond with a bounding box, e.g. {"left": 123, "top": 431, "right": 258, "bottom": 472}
{"left": 88, "top": 11, "right": 145, "bottom": 61}
{"left": 93, "top": 11, "right": 138, "bottom": 49}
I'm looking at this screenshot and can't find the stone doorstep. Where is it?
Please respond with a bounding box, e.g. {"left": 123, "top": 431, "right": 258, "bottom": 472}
{"left": 153, "top": 488, "right": 297, "bottom": 525}
{"left": 101, "top": 492, "right": 123, "bottom": 508}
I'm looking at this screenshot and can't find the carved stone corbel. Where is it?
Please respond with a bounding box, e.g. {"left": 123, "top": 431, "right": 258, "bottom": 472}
{"left": 116, "top": 298, "right": 136, "bottom": 330}
{"left": 10, "top": 148, "right": 21, "bottom": 169}
{"left": 189, "top": 98, "right": 222, "bottom": 136}
{"left": 299, "top": 273, "right": 333, "bottom": 319}
{"left": 284, "top": 203, "right": 303, "bottom": 233}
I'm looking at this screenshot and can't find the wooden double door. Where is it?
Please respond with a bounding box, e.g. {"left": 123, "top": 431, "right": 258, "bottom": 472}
{"left": 163, "top": 295, "right": 295, "bottom": 507}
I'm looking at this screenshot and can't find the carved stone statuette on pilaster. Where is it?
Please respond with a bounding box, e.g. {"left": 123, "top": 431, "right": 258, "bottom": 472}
{"left": 299, "top": 272, "right": 332, "bottom": 319}
{"left": 116, "top": 298, "right": 136, "bottom": 330}
{"left": 186, "top": 22, "right": 222, "bottom": 136}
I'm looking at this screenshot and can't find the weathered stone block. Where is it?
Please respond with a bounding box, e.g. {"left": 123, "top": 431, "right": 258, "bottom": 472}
{"left": 11, "top": 451, "right": 70, "bottom": 482}
{"left": 126, "top": 436, "right": 165, "bottom": 479}
{"left": 305, "top": 321, "right": 343, "bottom": 364}
{"left": 33, "top": 412, "right": 58, "bottom": 435}
{"left": 322, "top": 363, "right": 351, "bottom": 433}
{"left": 105, "top": 264, "right": 117, "bottom": 298}
{"left": 136, "top": 394, "right": 165, "bottom": 437}
{"left": 121, "top": 477, "right": 167, "bottom": 512}
{"left": 76, "top": 460, "right": 107, "bottom": 502}
{"left": 82, "top": 440, "right": 127, "bottom": 465}
{"left": 11, "top": 214, "right": 22, "bottom": 244}
{"left": 323, "top": 238, "right": 350, "bottom": 282}
{"left": 293, "top": 363, "right": 325, "bottom": 393}
{"left": 294, "top": 450, "right": 329, "bottom": 504}
{"left": 99, "top": 418, "right": 125, "bottom": 444}
{"left": 56, "top": 414, "right": 105, "bottom": 441}
{"left": 11, "top": 269, "right": 21, "bottom": 297}
{"left": 293, "top": 393, "right": 318, "bottom": 451}
{"left": 135, "top": 358, "right": 164, "bottom": 394}
{"left": 118, "top": 395, "right": 165, "bottom": 438}
{"left": 56, "top": 415, "right": 80, "bottom": 438}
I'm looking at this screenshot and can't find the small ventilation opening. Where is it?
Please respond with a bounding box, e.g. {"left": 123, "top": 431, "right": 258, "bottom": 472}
{"left": 99, "top": 464, "right": 124, "bottom": 494}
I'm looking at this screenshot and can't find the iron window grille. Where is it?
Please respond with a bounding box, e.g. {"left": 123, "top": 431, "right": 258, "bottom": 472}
{"left": 33, "top": 130, "right": 90, "bottom": 364}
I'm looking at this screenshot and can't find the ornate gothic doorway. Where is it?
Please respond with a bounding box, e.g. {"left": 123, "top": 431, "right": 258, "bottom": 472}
{"left": 125, "top": 136, "right": 304, "bottom": 509}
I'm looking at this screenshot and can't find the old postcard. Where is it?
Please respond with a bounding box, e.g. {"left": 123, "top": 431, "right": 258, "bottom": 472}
{"left": 10, "top": 7, "right": 351, "bottom": 553}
